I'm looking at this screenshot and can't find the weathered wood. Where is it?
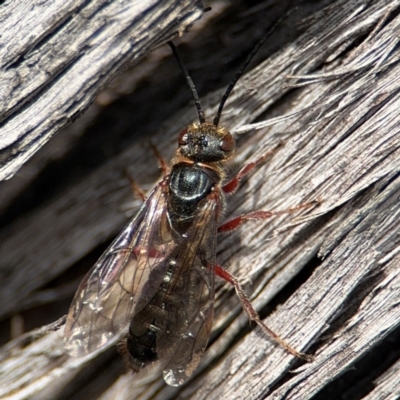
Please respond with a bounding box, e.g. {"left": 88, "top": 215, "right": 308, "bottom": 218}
{"left": 0, "top": 0, "right": 204, "bottom": 181}
{"left": 1, "top": 0, "right": 400, "bottom": 399}
{"left": 363, "top": 358, "right": 400, "bottom": 400}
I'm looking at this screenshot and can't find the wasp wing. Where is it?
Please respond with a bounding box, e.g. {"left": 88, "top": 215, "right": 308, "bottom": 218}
{"left": 157, "top": 195, "right": 219, "bottom": 386}
{"left": 64, "top": 180, "right": 175, "bottom": 356}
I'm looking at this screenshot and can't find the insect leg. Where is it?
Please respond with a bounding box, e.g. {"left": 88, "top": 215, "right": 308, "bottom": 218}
{"left": 218, "top": 201, "right": 318, "bottom": 233}
{"left": 125, "top": 172, "right": 147, "bottom": 202}
{"left": 222, "top": 143, "right": 283, "bottom": 194}
{"left": 149, "top": 141, "right": 169, "bottom": 176}
{"left": 125, "top": 143, "right": 169, "bottom": 203}
{"left": 214, "top": 265, "right": 312, "bottom": 361}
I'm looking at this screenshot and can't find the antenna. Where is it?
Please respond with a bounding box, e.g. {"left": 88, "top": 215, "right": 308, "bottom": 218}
{"left": 168, "top": 41, "right": 206, "bottom": 124}
{"left": 213, "top": 9, "right": 295, "bottom": 126}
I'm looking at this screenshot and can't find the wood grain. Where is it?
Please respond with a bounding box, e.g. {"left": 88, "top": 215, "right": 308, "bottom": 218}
{"left": 0, "top": 0, "right": 203, "bottom": 180}
{"left": 1, "top": 0, "right": 400, "bottom": 399}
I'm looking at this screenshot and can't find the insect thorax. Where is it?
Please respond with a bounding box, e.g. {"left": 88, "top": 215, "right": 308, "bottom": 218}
{"left": 168, "top": 163, "right": 220, "bottom": 220}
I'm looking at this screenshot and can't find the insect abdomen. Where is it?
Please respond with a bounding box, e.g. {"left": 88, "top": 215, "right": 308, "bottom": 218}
{"left": 122, "top": 266, "right": 184, "bottom": 370}
{"left": 123, "top": 323, "right": 158, "bottom": 371}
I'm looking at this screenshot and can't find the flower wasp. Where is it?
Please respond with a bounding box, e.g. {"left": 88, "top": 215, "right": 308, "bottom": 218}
{"left": 64, "top": 16, "right": 314, "bottom": 387}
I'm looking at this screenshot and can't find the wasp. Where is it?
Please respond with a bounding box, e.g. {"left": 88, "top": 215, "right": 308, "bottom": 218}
{"left": 64, "top": 23, "right": 313, "bottom": 387}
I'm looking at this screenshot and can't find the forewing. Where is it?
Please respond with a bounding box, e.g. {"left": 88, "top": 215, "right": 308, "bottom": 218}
{"left": 65, "top": 181, "right": 175, "bottom": 356}
{"left": 158, "top": 195, "right": 219, "bottom": 386}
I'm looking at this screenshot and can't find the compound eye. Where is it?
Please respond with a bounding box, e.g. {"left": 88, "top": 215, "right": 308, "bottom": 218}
{"left": 220, "top": 133, "right": 235, "bottom": 152}
{"left": 178, "top": 128, "right": 188, "bottom": 145}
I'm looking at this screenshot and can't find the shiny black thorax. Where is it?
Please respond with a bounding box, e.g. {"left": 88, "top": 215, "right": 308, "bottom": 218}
{"left": 168, "top": 162, "right": 220, "bottom": 221}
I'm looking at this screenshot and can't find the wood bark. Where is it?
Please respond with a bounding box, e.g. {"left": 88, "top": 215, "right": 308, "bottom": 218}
{"left": 1, "top": 0, "right": 400, "bottom": 399}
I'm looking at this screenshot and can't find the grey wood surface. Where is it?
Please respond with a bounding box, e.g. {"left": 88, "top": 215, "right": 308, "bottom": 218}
{"left": 1, "top": 0, "right": 400, "bottom": 399}
{"left": 0, "top": 0, "right": 203, "bottom": 181}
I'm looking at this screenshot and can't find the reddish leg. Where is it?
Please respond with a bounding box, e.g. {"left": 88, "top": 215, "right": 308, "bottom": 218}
{"left": 125, "top": 173, "right": 147, "bottom": 202}
{"left": 125, "top": 143, "right": 169, "bottom": 203}
{"left": 149, "top": 141, "right": 169, "bottom": 176}
{"left": 218, "top": 201, "right": 318, "bottom": 233}
{"left": 223, "top": 143, "right": 283, "bottom": 194}
{"left": 215, "top": 265, "right": 312, "bottom": 361}
{"left": 132, "top": 246, "right": 164, "bottom": 259}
